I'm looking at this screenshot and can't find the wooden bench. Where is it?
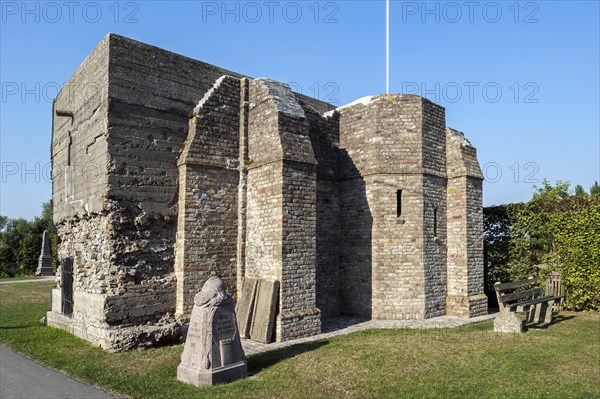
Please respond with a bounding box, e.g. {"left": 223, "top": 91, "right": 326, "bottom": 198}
{"left": 494, "top": 276, "right": 565, "bottom": 333}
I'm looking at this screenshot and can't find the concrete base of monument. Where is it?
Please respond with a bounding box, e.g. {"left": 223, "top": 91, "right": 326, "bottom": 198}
{"left": 46, "top": 289, "right": 181, "bottom": 352}
{"left": 46, "top": 310, "right": 181, "bottom": 351}
{"left": 36, "top": 255, "right": 54, "bottom": 276}
{"left": 177, "top": 361, "right": 247, "bottom": 386}
{"left": 36, "top": 268, "right": 55, "bottom": 276}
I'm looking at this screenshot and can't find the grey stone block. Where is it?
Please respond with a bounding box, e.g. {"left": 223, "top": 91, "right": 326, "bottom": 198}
{"left": 250, "top": 280, "right": 279, "bottom": 344}
{"left": 236, "top": 277, "right": 258, "bottom": 339}
{"left": 494, "top": 310, "right": 524, "bottom": 333}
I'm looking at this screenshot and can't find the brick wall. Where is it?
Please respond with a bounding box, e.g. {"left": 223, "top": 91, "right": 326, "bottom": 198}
{"left": 337, "top": 95, "right": 452, "bottom": 320}
{"left": 48, "top": 35, "right": 245, "bottom": 350}
{"left": 303, "top": 104, "right": 341, "bottom": 316}
{"left": 175, "top": 76, "right": 241, "bottom": 317}
{"left": 421, "top": 100, "right": 448, "bottom": 318}
{"left": 245, "top": 79, "right": 284, "bottom": 282}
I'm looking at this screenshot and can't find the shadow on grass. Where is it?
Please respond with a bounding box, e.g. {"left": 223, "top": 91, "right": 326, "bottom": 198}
{"left": 527, "top": 314, "right": 576, "bottom": 330}
{"left": 0, "top": 310, "right": 47, "bottom": 331}
{"left": 245, "top": 316, "right": 368, "bottom": 374}
{"left": 247, "top": 340, "right": 329, "bottom": 374}
{"left": 0, "top": 322, "right": 40, "bottom": 330}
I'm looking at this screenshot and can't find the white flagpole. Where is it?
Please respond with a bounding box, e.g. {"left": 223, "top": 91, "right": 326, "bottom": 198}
{"left": 386, "top": 0, "right": 390, "bottom": 94}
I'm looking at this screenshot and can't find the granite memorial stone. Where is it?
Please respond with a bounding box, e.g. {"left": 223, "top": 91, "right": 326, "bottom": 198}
{"left": 177, "top": 276, "right": 246, "bottom": 386}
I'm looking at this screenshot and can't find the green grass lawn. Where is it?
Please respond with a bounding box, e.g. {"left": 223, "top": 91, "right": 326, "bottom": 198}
{"left": 1, "top": 281, "right": 598, "bottom": 399}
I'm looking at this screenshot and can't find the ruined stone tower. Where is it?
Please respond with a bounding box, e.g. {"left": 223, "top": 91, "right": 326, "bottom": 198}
{"left": 46, "top": 34, "right": 487, "bottom": 351}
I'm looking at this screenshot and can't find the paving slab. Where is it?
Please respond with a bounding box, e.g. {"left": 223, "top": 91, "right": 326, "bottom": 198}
{"left": 242, "top": 312, "right": 497, "bottom": 356}
{"left": 0, "top": 276, "right": 55, "bottom": 285}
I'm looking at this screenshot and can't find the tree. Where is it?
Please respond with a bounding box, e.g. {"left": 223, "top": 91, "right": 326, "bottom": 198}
{"left": 591, "top": 181, "right": 600, "bottom": 196}
{"left": 0, "top": 201, "right": 57, "bottom": 277}
{"left": 18, "top": 234, "right": 41, "bottom": 272}
{"left": 0, "top": 217, "right": 29, "bottom": 276}
{"left": 507, "top": 180, "right": 563, "bottom": 280}
{"left": 532, "top": 179, "right": 571, "bottom": 202}
{"left": 574, "top": 184, "right": 587, "bottom": 197}
{"left": 0, "top": 215, "right": 8, "bottom": 231}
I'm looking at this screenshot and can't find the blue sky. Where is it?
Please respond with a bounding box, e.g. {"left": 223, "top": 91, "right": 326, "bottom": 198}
{"left": 1, "top": 0, "right": 599, "bottom": 219}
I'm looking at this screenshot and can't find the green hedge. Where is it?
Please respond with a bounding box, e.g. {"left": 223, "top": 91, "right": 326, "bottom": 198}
{"left": 551, "top": 197, "right": 600, "bottom": 310}
{"left": 484, "top": 181, "right": 599, "bottom": 311}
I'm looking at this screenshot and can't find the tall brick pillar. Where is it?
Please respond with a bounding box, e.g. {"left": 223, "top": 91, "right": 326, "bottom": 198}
{"left": 245, "top": 79, "right": 321, "bottom": 341}
{"left": 446, "top": 128, "right": 488, "bottom": 317}
{"left": 175, "top": 76, "right": 241, "bottom": 319}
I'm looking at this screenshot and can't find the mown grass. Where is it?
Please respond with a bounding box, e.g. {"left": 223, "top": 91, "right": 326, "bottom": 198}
{"left": 1, "top": 281, "right": 598, "bottom": 399}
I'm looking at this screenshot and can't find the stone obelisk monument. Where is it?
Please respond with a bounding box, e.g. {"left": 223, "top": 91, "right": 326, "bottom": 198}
{"left": 36, "top": 230, "right": 54, "bottom": 276}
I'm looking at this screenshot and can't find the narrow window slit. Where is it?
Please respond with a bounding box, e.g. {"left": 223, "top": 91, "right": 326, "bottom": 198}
{"left": 433, "top": 207, "right": 438, "bottom": 237}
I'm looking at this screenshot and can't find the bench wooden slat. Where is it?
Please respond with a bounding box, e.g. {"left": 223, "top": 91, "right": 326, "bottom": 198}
{"left": 499, "top": 287, "right": 542, "bottom": 304}
{"left": 504, "top": 295, "right": 565, "bottom": 309}
{"left": 494, "top": 277, "right": 538, "bottom": 291}
{"left": 494, "top": 276, "right": 565, "bottom": 330}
